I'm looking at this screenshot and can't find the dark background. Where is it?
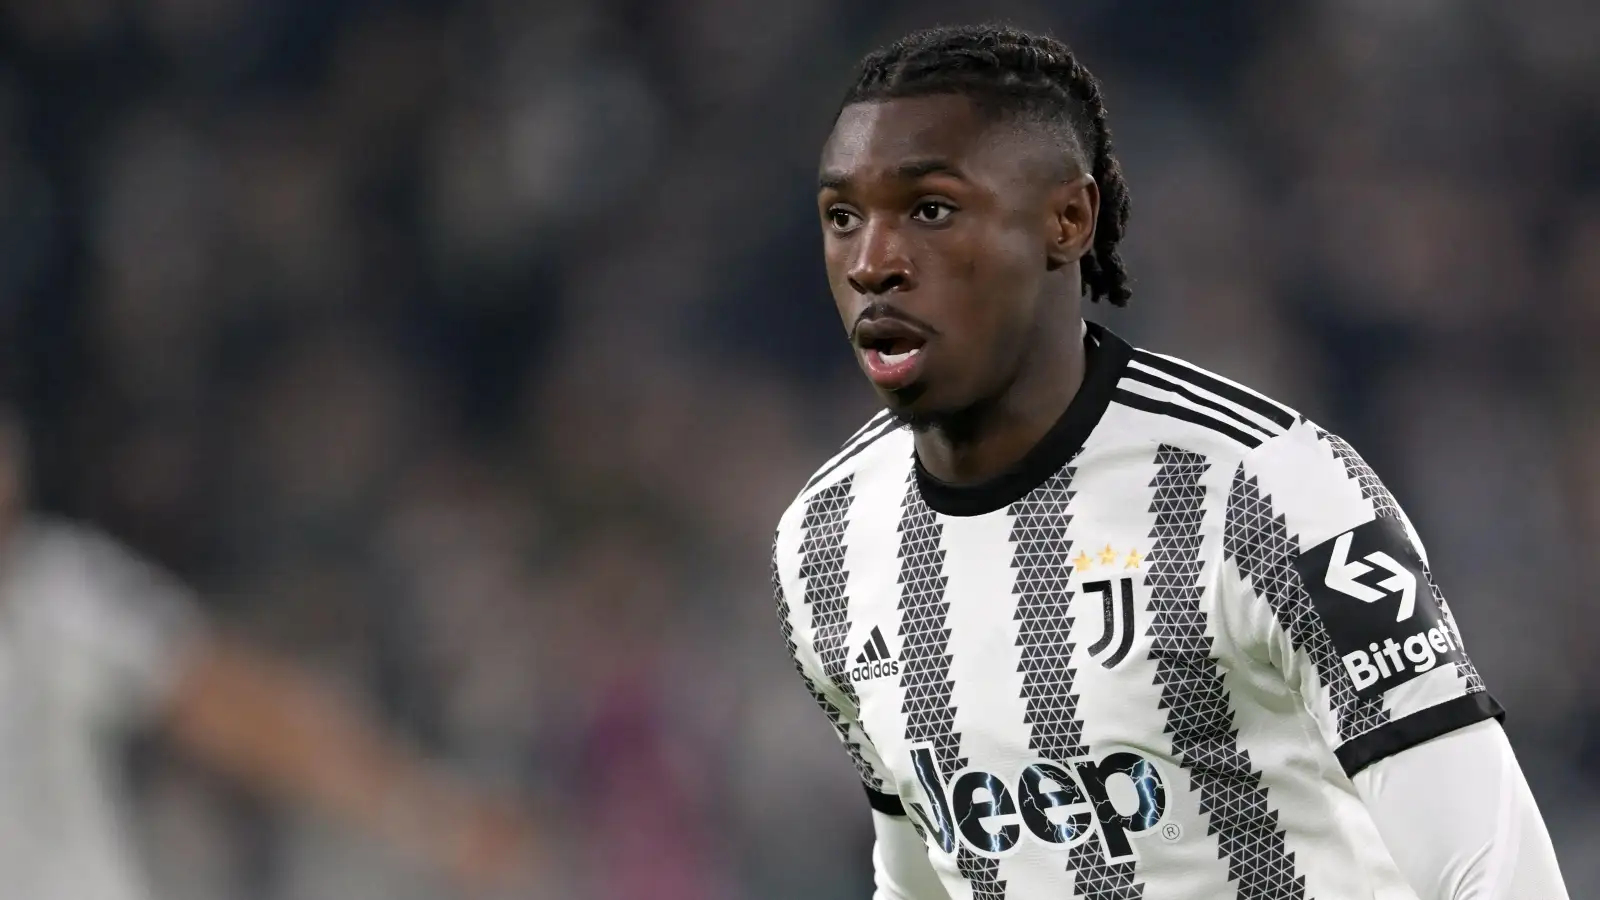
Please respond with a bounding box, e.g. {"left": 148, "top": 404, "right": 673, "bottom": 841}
{"left": 0, "top": 0, "right": 1596, "bottom": 897}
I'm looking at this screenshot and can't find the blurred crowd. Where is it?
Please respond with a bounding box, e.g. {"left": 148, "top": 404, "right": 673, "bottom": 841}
{"left": 0, "top": 0, "right": 1595, "bottom": 897}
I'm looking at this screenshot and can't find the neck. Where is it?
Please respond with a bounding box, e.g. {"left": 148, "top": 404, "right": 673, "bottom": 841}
{"left": 914, "top": 317, "right": 1087, "bottom": 486}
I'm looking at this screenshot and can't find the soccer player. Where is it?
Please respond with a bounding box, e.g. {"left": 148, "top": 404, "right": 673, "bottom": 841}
{"left": 0, "top": 411, "right": 534, "bottom": 900}
{"left": 772, "top": 24, "right": 1569, "bottom": 900}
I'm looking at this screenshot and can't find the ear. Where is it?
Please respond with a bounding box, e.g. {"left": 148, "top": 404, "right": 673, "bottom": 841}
{"left": 1046, "top": 173, "right": 1099, "bottom": 271}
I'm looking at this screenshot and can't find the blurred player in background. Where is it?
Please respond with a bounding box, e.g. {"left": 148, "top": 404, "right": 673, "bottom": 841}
{"left": 0, "top": 410, "right": 533, "bottom": 900}
{"left": 774, "top": 24, "right": 1569, "bottom": 900}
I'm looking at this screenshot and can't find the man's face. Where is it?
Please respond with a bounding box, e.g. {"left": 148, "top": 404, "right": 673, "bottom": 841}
{"left": 818, "top": 94, "right": 1062, "bottom": 426}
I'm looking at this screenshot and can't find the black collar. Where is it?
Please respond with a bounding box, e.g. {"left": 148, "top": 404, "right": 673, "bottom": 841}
{"left": 915, "top": 320, "right": 1132, "bottom": 517}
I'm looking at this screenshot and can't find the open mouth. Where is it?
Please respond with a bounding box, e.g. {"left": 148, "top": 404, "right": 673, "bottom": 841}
{"left": 861, "top": 334, "right": 926, "bottom": 366}
{"left": 855, "top": 323, "right": 931, "bottom": 390}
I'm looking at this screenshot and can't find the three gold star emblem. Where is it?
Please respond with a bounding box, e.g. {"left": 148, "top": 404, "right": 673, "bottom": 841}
{"left": 1069, "top": 546, "right": 1143, "bottom": 572}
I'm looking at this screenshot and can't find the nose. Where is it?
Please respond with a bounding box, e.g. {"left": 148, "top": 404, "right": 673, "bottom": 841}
{"left": 847, "top": 220, "right": 913, "bottom": 296}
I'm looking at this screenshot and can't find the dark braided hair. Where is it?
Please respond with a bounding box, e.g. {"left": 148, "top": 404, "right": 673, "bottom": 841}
{"left": 841, "top": 24, "right": 1132, "bottom": 306}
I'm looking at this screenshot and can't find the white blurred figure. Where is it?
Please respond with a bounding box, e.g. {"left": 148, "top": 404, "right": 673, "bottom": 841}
{"left": 0, "top": 412, "right": 534, "bottom": 900}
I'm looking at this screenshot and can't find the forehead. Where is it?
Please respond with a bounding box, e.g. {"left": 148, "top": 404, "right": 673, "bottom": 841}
{"left": 820, "top": 94, "right": 1058, "bottom": 188}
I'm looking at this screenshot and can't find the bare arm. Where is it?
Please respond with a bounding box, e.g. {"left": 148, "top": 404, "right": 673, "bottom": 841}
{"left": 160, "top": 637, "right": 534, "bottom": 885}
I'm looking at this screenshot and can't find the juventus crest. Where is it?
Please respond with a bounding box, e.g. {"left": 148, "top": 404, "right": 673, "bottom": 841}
{"left": 1069, "top": 544, "right": 1147, "bottom": 670}
{"left": 1083, "top": 575, "right": 1141, "bottom": 669}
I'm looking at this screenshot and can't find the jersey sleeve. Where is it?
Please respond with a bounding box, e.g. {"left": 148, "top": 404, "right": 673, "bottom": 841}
{"left": 872, "top": 810, "right": 952, "bottom": 899}
{"left": 34, "top": 523, "right": 207, "bottom": 728}
{"left": 772, "top": 534, "right": 902, "bottom": 814}
{"left": 1354, "top": 720, "right": 1570, "bottom": 899}
{"left": 1216, "top": 421, "right": 1503, "bottom": 776}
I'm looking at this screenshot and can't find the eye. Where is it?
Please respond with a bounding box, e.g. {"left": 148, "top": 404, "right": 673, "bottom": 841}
{"left": 827, "top": 207, "right": 861, "bottom": 232}
{"left": 911, "top": 200, "right": 955, "bottom": 224}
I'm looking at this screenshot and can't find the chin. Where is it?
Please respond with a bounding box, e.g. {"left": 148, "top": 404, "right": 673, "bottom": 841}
{"left": 884, "top": 391, "right": 963, "bottom": 435}
{"left": 875, "top": 382, "right": 929, "bottom": 431}
{"left": 884, "top": 385, "right": 993, "bottom": 440}
{"left": 889, "top": 407, "right": 939, "bottom": 434}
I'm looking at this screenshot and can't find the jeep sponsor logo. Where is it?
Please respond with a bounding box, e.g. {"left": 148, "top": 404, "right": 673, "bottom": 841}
{"left": 906, "top": 746, "right": 1167, "bottom": 861}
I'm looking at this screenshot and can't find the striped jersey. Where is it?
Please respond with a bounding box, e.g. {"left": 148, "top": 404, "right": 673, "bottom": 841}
{"left": 771, "top": 321, "right": 1502, "bottom": 900}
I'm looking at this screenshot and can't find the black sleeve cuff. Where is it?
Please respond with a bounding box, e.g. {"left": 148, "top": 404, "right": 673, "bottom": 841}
{"left": 1336, "top": 692, "right": 1506, "bottom": 777}
{"left": 865, "top": 785, "right": 906, "bottom": 816}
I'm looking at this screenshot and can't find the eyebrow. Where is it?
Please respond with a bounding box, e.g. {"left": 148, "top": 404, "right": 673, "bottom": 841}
{"left": 817, "top": 159, "right": 968, "bottom": 192}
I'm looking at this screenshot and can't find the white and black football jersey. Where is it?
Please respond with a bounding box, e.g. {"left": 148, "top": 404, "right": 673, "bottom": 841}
{"left": 0, "top": 517, "right": 204, "bottom": 900}
{"left": 771, "top": 321, "right": 1501, "bottom": 900}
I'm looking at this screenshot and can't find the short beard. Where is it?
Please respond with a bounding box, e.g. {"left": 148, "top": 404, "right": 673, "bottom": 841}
{"left": 889, "top": 407, "right": 939, "bottom": 434}
{"left": 888, "top": 399, "right": 988, "bottom": 444}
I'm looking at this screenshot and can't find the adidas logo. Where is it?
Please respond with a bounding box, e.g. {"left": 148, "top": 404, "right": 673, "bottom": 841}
{"left": 850, "top": 626, "right": 900, "bottom": 681}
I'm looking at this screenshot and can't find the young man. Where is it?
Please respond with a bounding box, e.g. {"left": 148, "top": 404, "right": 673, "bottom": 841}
{"left": 771, "top": 24, "right": 1568, "bottom": 900}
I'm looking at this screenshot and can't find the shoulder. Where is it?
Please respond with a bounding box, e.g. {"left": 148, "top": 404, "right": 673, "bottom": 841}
{"left": 1103, "top": 339, "right": 1389, "bottom": 527}
{"left": 772, "top": 409, "right": 911, "bottom": 556}
{"left": 9, "top": 516, "right": 201, "bottom": 620}
{"left": 1111, "top": 358, "right": 1390, "bottom": 546}
{"left": 1231, "top": 417, "right": 1405, "bottom": 550}
{"left": 9, "top": 516, "right": 126, "bottom": 579}
{"left": 1102, "top": 342, "right": 1303, "bottom": 461}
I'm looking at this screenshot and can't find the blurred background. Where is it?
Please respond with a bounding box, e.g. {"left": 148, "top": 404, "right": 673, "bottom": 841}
{"left": 0, "top": 0, "right": 1595, "bottom": 898}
